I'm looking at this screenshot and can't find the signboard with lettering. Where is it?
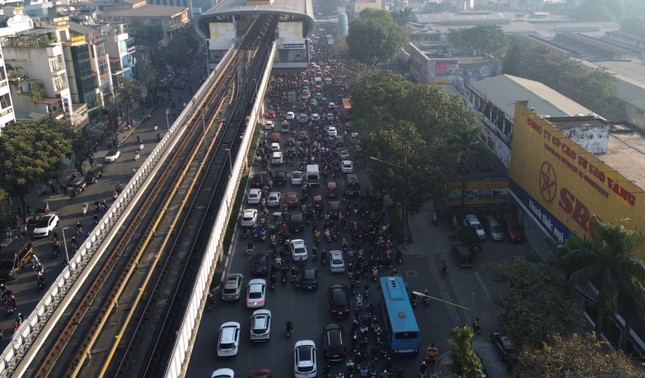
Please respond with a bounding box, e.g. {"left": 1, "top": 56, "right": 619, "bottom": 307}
{"left": 509, "top": 104, "right": 645, "bottom": 258}
{"left": 278, "top": 22, "right": 304, "bottom": 46}
{"left": 446, "top": 180, "right": 510, "bottom": 207}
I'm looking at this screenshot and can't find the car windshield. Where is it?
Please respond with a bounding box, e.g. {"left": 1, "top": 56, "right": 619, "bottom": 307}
{"left": 36, "top": 218, "right": 51, "bottom": 227}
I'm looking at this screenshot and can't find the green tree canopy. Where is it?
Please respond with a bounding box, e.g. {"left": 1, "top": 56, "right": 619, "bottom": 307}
{"left": 575, "top": 0, "right": 624, "bottom": 21}
{"left": 484, "top": 257, "right": 580, "bottom": 348}
{"left": 0, "top": 120, "right": 73, "bottom": 199}
{"left": 557, "top": 218, "right": 645, "bottom": 349}
{"left": 128, "top": 23, "right": 164, "bottom": 47}
{"left": 449, "top": 326, "right": 483, "bottom": 377}
{"left": 517, "top": 333, "right": 642, "bottom": 377}
{"left": 447, "top": 25, "right": 508, "bottom": 57}
{"left": 164, "top": 26, "right": 199, "bottom": 70}
{"left": 391, "top": 7, "right": 414, "bottom": 26}
{"left": 346, "top": 9, "right": 408, "bottom": 66}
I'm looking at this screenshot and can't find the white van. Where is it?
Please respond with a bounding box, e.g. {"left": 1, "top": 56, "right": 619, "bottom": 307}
{"left": 306, "top": 164, "right": 320, "bottom": 185}
{"left": 271, "top": 151, "right": 283, "bottom": 165}
{"left": 484, "top": 216, "right": 505, "bottom": 242}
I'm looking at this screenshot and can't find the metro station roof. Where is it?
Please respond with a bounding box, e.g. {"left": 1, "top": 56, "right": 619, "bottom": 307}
{"left": 199, "top": 0, "right": 315, "bottom": 37}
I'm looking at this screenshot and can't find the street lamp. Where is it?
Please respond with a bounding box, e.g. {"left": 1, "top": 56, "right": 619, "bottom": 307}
{"left": 62, "top": 227, "right": 71, "bottom": 266}
{"left": 369, "top": 155, "right": 408, "bottom": 243}
{"left": 223, "top": 147, "right": 233, "bottom": 175}
{"left": 165, "top": 108, "right": 170, "bottom": 130}
{"left": 412, "top": 290, "right": 476, "bottom": 324}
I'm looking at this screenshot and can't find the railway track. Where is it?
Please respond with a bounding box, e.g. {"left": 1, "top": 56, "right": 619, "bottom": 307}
{"left": 24, "top": 14, "right": 277, "bottom": 378}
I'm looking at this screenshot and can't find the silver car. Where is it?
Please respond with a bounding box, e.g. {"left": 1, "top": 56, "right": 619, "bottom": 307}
{"left": 329, "top": 250, "right": 346, "bottom": 273}
{"left": 221, "top": 273, "right": 243, "bottom": 301}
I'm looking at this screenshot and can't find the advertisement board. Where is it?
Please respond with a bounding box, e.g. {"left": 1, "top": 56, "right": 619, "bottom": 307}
{"left": 509, "top": 104, "right": 645, "bottom": 257}
{"left": 209, "top": 22, "right": 236, "bottom": 50}
{"left": 278, "top": 22, "right": 304, "bottom": 46}
{"left": 446, "top": 180, "right": 510, "bottom": 207}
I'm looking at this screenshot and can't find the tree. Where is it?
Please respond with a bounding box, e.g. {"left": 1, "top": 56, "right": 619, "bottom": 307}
{"left": 484, "top": 257, "right": 579, "bottom": 348}
{"left": 0, "top": 121, "right": 74, "bottom": 217}
{"left": 447, "top": 25, "right": 508, "bottom": 57}
{"left": 621, "top": 17, "right": 645, "bottom": 37}
{"left": 517, "top": 332, "right": 642, "bottom": 377}
{"left": 391, "top": 7, "right": 413, "bottom": 26}
{"left": 557, "top": 218, "right": 645, "bottom": 350}
{"left": 127, "top": 23, "right": 164, "bottom": 47}
{"left": 448, "top": 120, "right": 483, "bottom": 208}
{"left": 449, "top": 326, "right": 483, "bottom": 378}
{"left": 116, "top": 78, "right": 144, "bottom": 135}
{"left": 346, "top": 9, "right": 408, "bottom": 67}
{"left": 164, "top": 26, "right": 199, "bottom": 70}
{"left": 575, "top": 0, "right": 624, "bottom": 22}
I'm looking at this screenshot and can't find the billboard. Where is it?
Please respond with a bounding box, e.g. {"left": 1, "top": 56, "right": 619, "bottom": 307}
{"left": 509, "top": 104, "right": 645, "bottom": 257}
{"left": 209, "top": 22, "right": 236, "bottom": 50}
{"left": 278, "top": 22, "right": 304, "bottom": 48}
{"left": 446, "top": 180, "right": 510, "bottom": 207}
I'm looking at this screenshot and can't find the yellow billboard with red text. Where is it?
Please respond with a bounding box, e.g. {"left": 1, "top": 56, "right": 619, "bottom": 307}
{"left": 509, "top": 104, "right": 645, "bottom": 258}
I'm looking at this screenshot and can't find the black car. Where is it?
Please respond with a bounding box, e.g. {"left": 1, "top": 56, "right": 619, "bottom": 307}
{"left": 251, "top": 174, "right": 266, "bottom": 189}
{"left": 323, "top": 323, "right": 347, "bottom": 361}
{"left": 252, "top": 254, "right": 269, "bottom": 277}
{"left": 328, "top": 201, "right": 341, "bottom": 219}
{"left": 349, "top": 221, "right": 368, "bottom": 241}
{"left": 289, "top": 212, "right": 304, "bottom": 233}
{"left": 274, "top": 171, "right": 288, "bottom": 186}
{"left": 328, "top": 284, "right": 350, "bottom": 319}
{"left": 84, "top": 167, "right": 103, "bottom": 184}
{"left": 298, "top": 268, "right": 318, "bottom": 291}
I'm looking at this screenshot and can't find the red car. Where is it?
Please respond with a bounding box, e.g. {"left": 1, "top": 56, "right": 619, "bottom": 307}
{"left": 326, "top": 181, "right": 338, "bottom": 198}
{"left": 266, "top": 110, "right": 276, "bottom": 119}
{"left": 286, "top": 192, "right": 299, "bottom": 208}
{"left": 502, "top": 214, "right": 525, "bottom": 244}
{"left": 250, "top": 368, "right": 272, "bottom": 377}
{"left": 271, "top": 132, "right": 281, "bottom": 143}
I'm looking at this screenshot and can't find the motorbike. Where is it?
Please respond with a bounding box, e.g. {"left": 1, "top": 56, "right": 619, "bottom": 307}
{"left": 241, "top": 229, "right": 250, "bottom": 240}
{"left": 311, "top": 248, "right": 318, "bottom": 261}
{"left": 371, "top": 268, "right": 378, "bottom": 282}
{"left": 207, "top": 292, "right": 215, "bottom": 311}
{"left": 82, "top": 203, "right": 89, "bottom": 216}
{"left": 410, "top": 293, "right": 418, "bottom": 308}
{"left": 423, "top": 289, "right": 431, "bottom": 306}
{"left": 139, "top": 142, "right": 144, "bottom": 150}
{"left": 286, "top": 327, "right": 294, "bottom": 338}
{"left": 134, "top": 151, "right": 140, "bottom": 160}
{"left": 37, "top": 274, "right": 46, "bottom": 290}
{"left": 281, "top": 272, "right": 288, "bottom": 285}
{"left": 246, "top": 243, "right": 255, "bottom": 256}
{"left": 270, "top": 274, "right": 277, "bottom": 290}
{"left": 321, "top": 250, "right": 328, "bottom": 265}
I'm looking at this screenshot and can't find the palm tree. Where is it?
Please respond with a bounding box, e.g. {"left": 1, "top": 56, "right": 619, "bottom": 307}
{"left": 448, "top": 120, "right": 483, "bottom": 208}
{"left": 557, "top": 217, "right": 645, "bottom": 350}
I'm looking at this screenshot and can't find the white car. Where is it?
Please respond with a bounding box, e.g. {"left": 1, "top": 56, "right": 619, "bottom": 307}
{"left": 246, "top": 279, "right": 267, "bottom": 308}
{"left": 291, "top": 171, "right": 303, "bottom": 185}
{"left": 286, "top": 111, "right": 295, "bottom": 120}
{"left": 241, "top": 209, "right": 258, "bottom": 228}
{"left": 294, "top": 340, "right": 317, "bottom": 378}
{"left": 32, "top": 213, "right": 59, "bottom": 238}
{"left": 250, "top": 309, "right": 272, "bottom": 341}
{"left": 248, "top": 188, "right": 262, "bottom": 205}
{"left": 290, "top": 239, "right": 308, "bottom": 261}
{"left": 328, "top": 102, "right": 337, "bottom": 110}
{"left": 341, "top": 160, "right": 353, "bottom": 173}
{"left": 264, "top": 120, "right": 274, "bottom": 130}
{"left": 329, "top": 250, "right": 346, "bottom": 273}
{"left": 311, "top": 113, "right": 320, "bottom": 122}
{"left": 464, "top": 214, "right": 487, "bottom": 240}
{"left": 326, "top": 112, "right": 335, "bottom": 121}
{"left": 327, "top": 126, "right": 337, "bottom": 137}
{"left": 271, "top": 142, "right": 281, "bottom": 152}
{"left": 310, "top": 99, "right": 318, "bottom": 107}
{"left": 217, "top": 321, "right": 241, "bottom": 357}
{"left": 338, "top": 149, "right": 350, "bottom": 159}
{"left": 105, "top": 149, "right": 121, "bottom": 163}
{"left": 267, "top": 192, "right": 281, "bottom": 207}
{"left": 211, "top": 368, "right": 235, "bottom": 378}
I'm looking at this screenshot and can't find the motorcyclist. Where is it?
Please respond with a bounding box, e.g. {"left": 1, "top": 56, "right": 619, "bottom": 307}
{"left": 286, "top": 320, "right": 294, "bottom": 334}
{"left": 473, "top": 317, "right": 481, "bottom": 334}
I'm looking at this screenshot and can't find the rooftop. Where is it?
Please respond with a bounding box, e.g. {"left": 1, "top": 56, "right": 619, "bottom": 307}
{"left": 202, "top": 0, "right": 314, "bottom": 19}
{"left": 599, "top": 128, "right": 645, "bottom": 188}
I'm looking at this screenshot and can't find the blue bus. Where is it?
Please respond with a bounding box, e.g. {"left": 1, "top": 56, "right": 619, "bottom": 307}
{"left": 379, "top": 276, "right": 420, "bottom": 355}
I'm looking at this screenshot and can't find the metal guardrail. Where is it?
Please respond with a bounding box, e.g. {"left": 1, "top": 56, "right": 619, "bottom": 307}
{"left": 0, "top": 49, "right": 234, "bottom": 378}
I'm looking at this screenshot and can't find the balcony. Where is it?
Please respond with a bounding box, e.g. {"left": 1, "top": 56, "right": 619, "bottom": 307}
{"left": 47, "top": 44, "right": 64, "bottom": 58}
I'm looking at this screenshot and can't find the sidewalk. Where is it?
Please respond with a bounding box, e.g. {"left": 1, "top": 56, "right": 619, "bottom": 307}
{"left": 404, "top": 203, "right": 523, "bottom": 377}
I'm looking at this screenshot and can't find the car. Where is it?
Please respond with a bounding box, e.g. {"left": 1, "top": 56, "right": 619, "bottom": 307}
{"left": 286, "top": 192, "right": 299, "bottom": 208}
{"left": 311, "top": 113, "right": 320, "bottom": 122}
{"left": 322, "top": 323, "right": 347, "bottom": 361}
{"left": 349, "top": 221, "right": 368, "bottom": 240}
{"left": 451, "top": 244, "right": 476, "bottom": 268}
{"left": 267, "top": 192, "right": 281, "bottom": 207}
{"left": 250, "top": 309, "right": 272, "bottom": 341}
{"left": 67, "top": 176, "right": 87, "bottom": 196}
{"left": 290, "top": 239, "right": 308, "bottom": 261}
{"left": 289, "top": 212, "right": 304, "bottom": 233}
{"left": 294, "top": 340, "right": 317, "bottom": 378}
{"left": 222, "top": 273, "right": 244, "bottom": 301}
{"left": 270, "top": 142, "right": 281, "bottom": 152}
{"left": 298, "top": 113, "right": 308, "bottom": 123}
{"left": 491, "top": 331, "right": 517, "bottom": 368}
{"left": 266, "top": 110, "right": 276, "bottom": 119}
{"left": 271, "top": 151, "right": 283, "bottom": 165}
{"left": 281, "top": 121, "right": 291, "bottom": 133}
{"left": 241, "top": 209, "right": 258, "bottom": 228}
{"left": 246, "top": 279, "right": 267, "bottom": 308}
{"left": 327, "top": 126, "right": 337, "bottom": 137}
{"left": 274, "top": 171, "right": 288, "bottom": 186}
{"left": 326, "top": 112, "right": 335, "bottom": 121}
{"left": 502, "top": 214, "right": 525, "bottom": 244}
{"left": 248, "top": 188, "right": 262, "bottom": 205}
{"left": 329, "top": 250, "right": 346, "bottom": 273}
{"left": 328, "top": 102, "right": 337, "bottom": 110}
{"left": 340, "top": 160, "right": 353, "bottom": 173}
{"left": 84, "top": 167, "right": 103, "bottom": 184}
{"left": 297, "top": 130, "right": 308, "bottom": 142}
{"left": 32, "top": 213, "right": 59, "bottom": 238}
{"left": 211, "top": 368, "right": 235, "bottom": 378}
{"left": 104, "top": 149, "right": 121, "bottom": 163}
{"left": 271, "top": 132, "right": 281, "bottom": 143}
{"left": 252, "top": 254, "right": 270, "bottom": 277}
{"left": 484, "top": 215, "right": 505, "bottom": 242}
{"left": 217, "top": 321, "right": 241, "bottom": 357}
{"left": 315, "top": 92, "right": 323, "bottom": 100}
{"left": 326, "top": 181, "right": 338, "bottom": 198}
{"left": 328, "top": 201, "right": 341, "bottom": 219}
{"left": 249, "top": 368, "right": 273, "bottom": 378}
{"left": 338, "top": 149, "right": 350, "bottom": 159}
{"left": 291, "top": 171, "right": 303, "bottom": 185}
{"left": 301, "top": 90, "right": 311, "bottom": 100}
{"left": 264, "top": 120, "right": 274, "bottom": 130}
{"left": 311, "top": 99, "right": 318, "bottom": 107}
{"left": 298, "top": 268, "right": 318, "bottom": 291}
{"left": 328, "top": 284, "right": 350, "bottom": 318}
{"left": 251, "top": 174, "right": 266, "bottom": 189}
{"left": 286, "top": 111, "right": 295, "bottom": 120}
{"left": 464, "top": 214, "right": 486, "bottom": 240}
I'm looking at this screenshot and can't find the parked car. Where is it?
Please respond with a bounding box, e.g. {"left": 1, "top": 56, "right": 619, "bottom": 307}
{"left": 484, "top": 215, "right": 505, "bottom": 242}
{"left": 252, "top": 254, "right": 270, "bottom": 277}
{"left": 328, "top": 284, "right": 350, "bottom": 318}
{"left": 329, "top": 250, "right": 345, "bottom": 273}
{"left": 293, "top": 340, "right": 317, "bottom": 378}
{"left": 250, "top": 309, "right": 272, "bottom": 342}
{"left": 291, "top": 171, "right": 303, "bottom": 185}
{"left": 502, "top": 214, "right": 525, "bottom": 244}
{"left": 241, "top": 209, "right": 258, "bottom": 228}
{"left": 32, "top": 214, "right": 59, "bottom": 238}
{"left": 450, "top": 244, "right": 478, "bottom": 268}
{"left": 248, "top": 188, "right": 262, "bottom": 205}
{"left": 290, "top": 239, "right": 308, "bottom": 261}
{"left": 217, "top": 322, "right": 241, "bottom": 357}
{"left": 298, "top": 268, "right": 318, "bottom": 291}
{"left": 463, "top": 214, "right": 486, "bottom": 240}
{"left": 84, "top": 167, "right": 103, "bottom": 184}
{"left": 221, "top": 273, "right": 244, "bottom": 301}
{"left": 246, "top": 279, "right": 267, "bottom": 308}
{"left": 322, "top": 323, "right": 347, "bottom": 361}
{"left": 105, "top": 149, "right": 121, "bottom": 163}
